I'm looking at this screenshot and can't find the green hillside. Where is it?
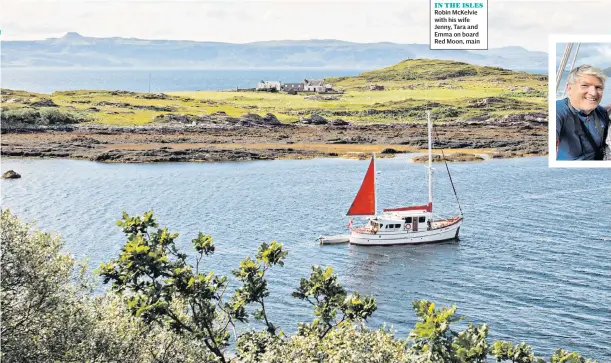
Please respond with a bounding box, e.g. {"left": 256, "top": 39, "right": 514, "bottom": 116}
{"left": 328, "top": 59, "right": 544, "bottom": 90}
{"left": 1, "top": 59, "right": 548, "bottom": 126}
{"left": 335, "top": 59, "right": 513, "bottom": 81}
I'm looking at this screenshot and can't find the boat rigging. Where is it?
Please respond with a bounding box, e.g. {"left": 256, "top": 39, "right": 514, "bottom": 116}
{"left": 346, "top": 111, "right": 463, "bottom": 246}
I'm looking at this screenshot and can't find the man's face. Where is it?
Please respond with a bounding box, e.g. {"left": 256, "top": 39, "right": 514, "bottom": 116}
{"left": 567, "top": 74, "right": 604, "bottom": 113}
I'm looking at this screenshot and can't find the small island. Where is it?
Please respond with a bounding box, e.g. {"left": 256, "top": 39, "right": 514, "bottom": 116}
{"left": 2, "top": 170, "right": 21, "bottom": 179}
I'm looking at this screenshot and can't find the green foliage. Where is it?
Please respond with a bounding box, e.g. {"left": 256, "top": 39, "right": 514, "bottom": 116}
{"left": 100, "top": 211, "right": 289, "bottom": 361}
{"left": 99, "top": 210, "right": 239, "bottom": 361}
{"left": 239, "top": 323, "right": 409, "bottom": 363}
{"left": 1, "top": 210, "right": 600, "bottom": 363}
{"left": 453, "top": 323, "right": 490, "bottom": 362}
{"left": 292, "top": 266, "right": 377, "bottom": 338}
{"left": 490, "top": 341, "right": 545, "bottom": 363}
{"left": 550, "top": 349, "right": 597, "bottom": 363}
{"left": 193, "top": 232, "right": 215, "bottom": 255}
{"left": 236, "top": 330, "right": 285, "bottom": 362}
{"left": 0, "top": 107, "right": 91, "bottom": 128}
{"left": 1, "top": 209, "right": 78, "bottom": 360}
{"left": 231, "top": 241, "right": 288, "bottom": 334}
{"left": 0, "top": 209, "right": 211, "bottom": 362}
{"left": 406, "top": 300, "right": 487, "bottom": 362}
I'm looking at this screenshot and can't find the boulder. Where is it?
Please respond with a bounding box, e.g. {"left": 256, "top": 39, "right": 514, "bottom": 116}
{"left": 136, "top": 93, "right": 169, "bottom": 100}
{"left": 304, "top": 95, "right": 340, "bottom": 101}
{"left": 368, "top": 84, "right": 385, "bottom": 91}
{"left": 110, "top": 90, "right": 137, "bottom": 96}
{"left": 2, "top": 170, "right": 21, "bottom": 179}
{"left": 241, "top": 113, "right": 262, "bottom": 122}
{"left": 302, "top": 114, "right": 328, "bottom": 125}
{"left": 262, "top": 113, "right": 281, "bottom": 125}
{"left": 381, "top": 148, "right": 399, "bottom": 154}
{"left": 471, "top": 97, "right": 504, "bottom": 108}
{"left": 154, "top": 113, "right": 197, "bottom": 124}
{"left": 330, "top": 119, "right": 350, "bottom": 126}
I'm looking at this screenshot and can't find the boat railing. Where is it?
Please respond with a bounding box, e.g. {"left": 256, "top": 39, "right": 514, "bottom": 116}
{"left": 432, "top": 216, "right": 462, "bottom": 229}
{"left": 351, "top": 226, "right": 376, "bottom": 234}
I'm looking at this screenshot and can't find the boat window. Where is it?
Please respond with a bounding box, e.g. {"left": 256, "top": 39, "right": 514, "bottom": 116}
{"left": 419, "top": 216, "right": 426, "bottom": 223}
{"left": 405, "top": 217, "right": 412, "bottom": 223}
{"left": 379, "top": 224, "right": 384, "bottom": 228}
{"left": 394, "top": 224, "right": 401, "bottom": 228}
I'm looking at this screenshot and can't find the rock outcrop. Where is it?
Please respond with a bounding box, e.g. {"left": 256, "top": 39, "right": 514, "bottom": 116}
{"left": 301, "top": 115, "right": 328, "bottom": 125}
{"left": 2, "top": 170, "right": 21, "bottom": 179}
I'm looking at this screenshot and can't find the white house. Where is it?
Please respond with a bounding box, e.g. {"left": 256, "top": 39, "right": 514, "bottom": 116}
{"left": 303, "top": 79, "right": 325, "bottom": 92}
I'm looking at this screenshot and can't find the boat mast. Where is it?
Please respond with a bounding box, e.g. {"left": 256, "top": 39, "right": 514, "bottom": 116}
{"left": 427, "top": 111, "right": 433, "bottom": 213}
{"left": 562, "top": 43, "right": 581, "bottom": 98}
{"left": 556, "top": 43, "right": 577, "bottom": 93}
{"left": 373, "top": 152, "right": 377, "bottom": 216}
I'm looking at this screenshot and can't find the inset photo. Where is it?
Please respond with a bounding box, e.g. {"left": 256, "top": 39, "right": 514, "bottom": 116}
{"left": 550, "top": 36, "right": 611, "bottom": 167}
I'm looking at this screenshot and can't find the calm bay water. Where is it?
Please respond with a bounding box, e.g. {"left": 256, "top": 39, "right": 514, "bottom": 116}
{"left": 0, "top": 68, "right": 362, "bottom": 94}
{"left": 1, "top": 156, "right": 610, "bottom": 359}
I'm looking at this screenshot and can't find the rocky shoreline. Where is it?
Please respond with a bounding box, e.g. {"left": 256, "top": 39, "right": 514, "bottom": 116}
{"left": 1, "top": 112, "right": 548, "bottom": 163}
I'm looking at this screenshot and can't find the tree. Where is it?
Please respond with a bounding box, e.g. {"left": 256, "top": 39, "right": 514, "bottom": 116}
{"left": 0, "top": 209, "right": 208, "bottom": 362}
{"left": 231, "top": 240, "right": 288, "bottom": 335}
{"left": 99, "top": 211, "right": 288, "bottom": 362}
{"left": 292, "top": 265, "right": 377, "bottom": 339}
{"left": 2, "top": 210, "right": 601, "bottom": 363}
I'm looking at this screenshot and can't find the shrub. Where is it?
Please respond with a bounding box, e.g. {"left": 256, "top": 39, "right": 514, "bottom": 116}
{"left": 0, "top": 210, "right": 209, "bottom": 362}
{"left": 0, "top": 107, "right": 91, "bottom": 128}
{"left": 1, "top": 210, "right": 601, "bottom": 363}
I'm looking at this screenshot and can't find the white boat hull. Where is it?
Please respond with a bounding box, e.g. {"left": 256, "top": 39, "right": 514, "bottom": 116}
{"left": 349, "top": 219, "right": 462, "bottom": 246}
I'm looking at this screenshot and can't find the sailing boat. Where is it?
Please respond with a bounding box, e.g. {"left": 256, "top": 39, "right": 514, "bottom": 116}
{"left": 347, "top": 111, "right": 463, "bottom": 246}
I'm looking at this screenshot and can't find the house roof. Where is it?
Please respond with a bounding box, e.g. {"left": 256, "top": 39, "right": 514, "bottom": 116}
{"left": 304, "top": 79, "right": 324, "bottom": 86}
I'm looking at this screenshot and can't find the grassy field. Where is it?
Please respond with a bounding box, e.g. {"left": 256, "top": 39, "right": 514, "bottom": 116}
{"left": 1, "top": 59, "right": 548, "bottom": 126}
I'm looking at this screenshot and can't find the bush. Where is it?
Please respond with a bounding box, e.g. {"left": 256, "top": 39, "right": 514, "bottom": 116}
{"left": 0, "top": 210, "right": 210, "bottom": 362}
{"left": 0, "top": 210, "right": 600, "bottom": 362}
{"left": 0, "top": 107, "right": 91, "bottom": 128}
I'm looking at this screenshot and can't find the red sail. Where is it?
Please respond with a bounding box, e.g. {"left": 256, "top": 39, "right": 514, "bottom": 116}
{"left": 347, "top": 158, "right": 376, "bottom": 216}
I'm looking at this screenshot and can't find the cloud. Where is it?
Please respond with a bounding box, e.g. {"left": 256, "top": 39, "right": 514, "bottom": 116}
{"left": 556, "top": 43, "right": 611, "bottom": 70}
{"left": 595, "top": 44, "right": 611, "bottom": 59}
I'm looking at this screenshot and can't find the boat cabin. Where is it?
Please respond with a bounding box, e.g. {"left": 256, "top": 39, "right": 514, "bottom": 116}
{"left": 345, "top": 112, "right": 463, "bottom": 245}
{"left": 367, "top": 211, "right": 431, "bottom": 233}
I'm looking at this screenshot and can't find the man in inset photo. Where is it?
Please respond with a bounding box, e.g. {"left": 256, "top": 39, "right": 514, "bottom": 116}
{"left": 556, "top": 65, "right": 609, "bottom": 160}
{"left": 605, "top": 104, "right": 611, "bottom": 160}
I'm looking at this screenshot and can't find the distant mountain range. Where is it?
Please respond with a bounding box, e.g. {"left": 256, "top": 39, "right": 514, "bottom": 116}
{"left": 1, "top": 32, "right": 548, "bottom": 71}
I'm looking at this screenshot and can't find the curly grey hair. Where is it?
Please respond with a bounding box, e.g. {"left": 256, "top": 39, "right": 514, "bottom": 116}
{"left": 566, "top": 64, "right": 607, "bottom": 86}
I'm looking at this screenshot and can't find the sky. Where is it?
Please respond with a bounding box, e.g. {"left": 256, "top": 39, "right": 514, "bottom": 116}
{"left": 556, "top": 43, "right": 611, "bottom": 70}
{"left": 2, "top": 0, "right": 611, "bottom": 53}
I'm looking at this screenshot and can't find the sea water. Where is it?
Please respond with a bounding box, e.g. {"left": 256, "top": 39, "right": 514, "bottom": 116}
{"left": 2, "top": 156, "right": 610, "bottom": 360}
